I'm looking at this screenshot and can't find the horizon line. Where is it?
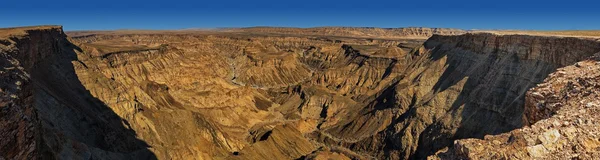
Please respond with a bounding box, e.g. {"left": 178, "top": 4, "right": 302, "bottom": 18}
{"left": 3, "top": 25, "right": 599, "bottom": 32}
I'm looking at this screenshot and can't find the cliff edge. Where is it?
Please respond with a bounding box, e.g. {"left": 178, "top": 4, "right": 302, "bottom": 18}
{"left": 0, "top": 26, "right": 155, "bottom": 160}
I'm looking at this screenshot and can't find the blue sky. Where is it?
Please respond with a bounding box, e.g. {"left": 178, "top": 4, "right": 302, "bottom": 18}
{"left": 1, "top": 0, "right": 598, "bottom": 31}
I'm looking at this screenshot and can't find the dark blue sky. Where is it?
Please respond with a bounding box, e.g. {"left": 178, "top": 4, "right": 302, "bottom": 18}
{"left": 1, "top": 0, "right": 598, "bottom": 31}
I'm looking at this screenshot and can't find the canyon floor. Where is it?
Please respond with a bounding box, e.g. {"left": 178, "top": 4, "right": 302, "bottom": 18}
{"left": 1, "top": 26, "right": 600, "bottom": 160}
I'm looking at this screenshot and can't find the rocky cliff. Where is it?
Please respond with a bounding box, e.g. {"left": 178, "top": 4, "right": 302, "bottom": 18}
{"left": 303, "top": 33, "right": 600, "bottom": 159}
{"left": 3, "top": 26, "right": 600, "bottom": 160}
{"left": 0, "top": 26, "right": 155, "bottom": 159}
{"left": 0, "top": 26, "right": 63, "bottom": 160}
{"left": 434, "top": 58, "right": 600, "bottom": 159}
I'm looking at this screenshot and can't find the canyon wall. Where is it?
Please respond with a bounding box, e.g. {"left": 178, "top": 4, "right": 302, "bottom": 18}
{"left": 434, "top": 58, "right": 600, "bottom": 159}
{"left": 312, "top": 33, "right": 600, "bottom": 159}
{"left": 0, "top": 26, "right": 65, "bottom": 160}
{"left": 0, "top": 26, "right": 155, "bottom": 160}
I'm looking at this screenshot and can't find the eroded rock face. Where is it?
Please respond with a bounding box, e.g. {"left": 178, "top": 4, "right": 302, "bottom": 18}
{"left": 433, "top": 59, "right": 600, "bottom": 159}
{"left": 0, "top": 26, "right": 64, "bottom": 160}
{"left": 3, "top": 26, "right": 600, "bottom": 160}
{"left": 0, "top": 26, "right": 155, "bottom": 160}
{"left": 65, "top": 32, "right": 414, "bottom": 159}
{"left": 310, "top": 33, "right": 600, "bottom": 159}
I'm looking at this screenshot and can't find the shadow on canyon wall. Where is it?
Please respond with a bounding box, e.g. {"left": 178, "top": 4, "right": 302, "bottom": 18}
{"left": 30, "top": 37, "right": 157, "bottom": 159}
{"left": 412, "top": 43, "right": 556, "bottom": 159}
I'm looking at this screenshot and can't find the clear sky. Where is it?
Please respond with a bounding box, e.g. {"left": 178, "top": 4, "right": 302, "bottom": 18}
{"left": 1, "top": 0, "right": 598, "bottom": 31}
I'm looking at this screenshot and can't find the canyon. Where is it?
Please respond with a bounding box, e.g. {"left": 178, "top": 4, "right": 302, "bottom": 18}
{"left": 1, "top": 26, "right": 599, "bottom": 160}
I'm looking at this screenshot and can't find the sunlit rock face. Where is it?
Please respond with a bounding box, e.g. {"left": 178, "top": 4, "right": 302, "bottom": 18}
{"left": 3, "top": 26, "right": 600, "bottom": 160}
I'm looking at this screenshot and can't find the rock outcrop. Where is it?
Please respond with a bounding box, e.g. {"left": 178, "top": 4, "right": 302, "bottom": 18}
{"left": 434, "top": 58, "right": 600, "bottom": 159}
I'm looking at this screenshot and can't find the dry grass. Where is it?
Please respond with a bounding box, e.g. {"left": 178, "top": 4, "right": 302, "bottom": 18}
{"left": 0, "top": 25, "right": 62, "bottom": 39}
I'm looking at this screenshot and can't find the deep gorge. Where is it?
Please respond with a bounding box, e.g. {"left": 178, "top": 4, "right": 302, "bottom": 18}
{"left": 1, "top": 26, "right": 599, "bottom": 159}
